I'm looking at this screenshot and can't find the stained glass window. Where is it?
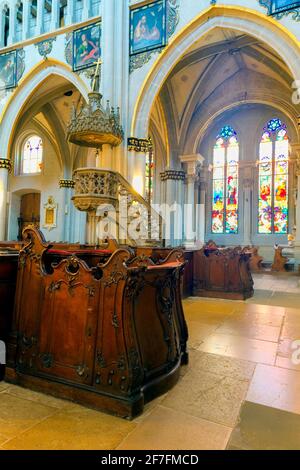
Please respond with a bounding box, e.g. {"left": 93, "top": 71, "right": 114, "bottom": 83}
{"left": 22, "top": 135, "right": 43, "bottom": 174}
{"left": 258, "top": 119, "right": 289, "bottom": 234}
{"left": 212, "top": 126, "right": 239, "bottom": 234}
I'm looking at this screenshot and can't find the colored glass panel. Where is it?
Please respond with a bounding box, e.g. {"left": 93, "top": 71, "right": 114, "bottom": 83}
{"left": 212, "top": 127, "right": 239, "bottom": 234}
{"left": 258, "top": 119, "right": 289, "bottom": 234}
{"left": 22, "top": 135, "right": 43, "bottom": 174}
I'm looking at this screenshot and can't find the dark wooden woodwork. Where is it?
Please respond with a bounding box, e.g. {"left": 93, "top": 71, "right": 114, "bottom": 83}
{"left": 135, "top": 246, "right": 193, "bottom": 299}
{"left": 0, "top": 251, "right": 18, "bottom": 380}
{"left": 193, "top": 245, "right": 254, "bottom": 300}
{"left": 5, "top": 227, "right": 188, "bottom": 418}
{"left": 272, "top": 245, "right": 288, "bottom": 272}
{"left": 242, "top": 246, "right": 264, "bottom": 272}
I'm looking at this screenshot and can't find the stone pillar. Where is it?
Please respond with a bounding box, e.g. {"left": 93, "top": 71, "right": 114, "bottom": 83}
{"left": 101, "top": 0, "right": 115, "bottom": 104}
{"left": 127, "top": 142, "right": 149, "bottom": 197}
{"left": 101, "top": 145, "right": 114, "bottom": 171}
{"left": 59, "top": 179, "right": 75, "bottom": 242}
{"left": 0, "top": 159, "right": 11, "bottom": 241}
{"left": 196, "top": 179, "right": 207, "bottom": 247}
{"left": 86, "top": 212, "right": 98, "bottom": 245}
{"left": 36, "top": 0, "right": 44, "bottom": 36}
{"left": 243, "top": 177, "right": 253, "bottom": 247}
{"left": 180, "top": 154, "right": 205, "bottom": 248}
{"left": 95, "top": 148, "right": 103, "bottom": 169}
{"left": 8, "top": 1, "right": 17, "bottom": 45}
{"left": 50, "top": 0, "right": 60, "bottom": 31}
{"left": 66, "top": 0, "right": 75, "bottom": 25}
{"left": 160, "top": 170, "right": 186, "bottom": 246}
{"left": 0, "top": 8, "right": 5, "bottom": 47}
{"left": 86, "top": 148, "right": 96, "bottom": 168}
{"left": 82, "top": 0, "right": 90, "bottom": 20}
{"left": 22, "top": 0, "right": 31, "bottom": 40}
{"left": 289, "top": 144, "right": 300, "bottom": 270}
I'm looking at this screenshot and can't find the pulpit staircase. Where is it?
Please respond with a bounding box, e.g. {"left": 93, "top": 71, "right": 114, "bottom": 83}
{"left": 72, "top": 168, "right": 163, "bottom": 246}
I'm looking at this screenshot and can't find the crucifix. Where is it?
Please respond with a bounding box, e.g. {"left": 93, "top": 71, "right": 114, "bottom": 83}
{"left": 91, "top": 58, "right": 102, "bottom": 92}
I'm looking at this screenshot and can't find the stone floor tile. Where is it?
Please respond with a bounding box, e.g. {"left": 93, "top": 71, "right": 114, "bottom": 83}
{"left": 227, "top": 401, "right": 300, "bottom": 450}
{"left": 188, "top": 350, "right": 256, "bottom": 381}
{"left": 186, "top": 321, "right": 218, "bottom": 349}
{"left": 161, "top": 368, "right": 249, "bottom": 427}
{"left": 0, "top": 382, "right": 10, "bottom": 392}
{"left": 246, "top": 364, "right": 300, "bottom": 414}
{"left": 275, "top": 356, "right": 300, "bottom": 371}
{"left": 198, "top": 333, "right": 277, "bottom": 365}
{"left": 2, "top": 406, "right": 136, "bottom": 450}
{"left": 216, "top": 320, "right": 281, "bottom": 343}
{"left": 117, "top": 406, "right": 232, "bottom": 450}
{"left": 0, "top": 393, "right": 57, "bottom": 440}
{"left": 5, "top": 384, "right": 71, "bottom": 409}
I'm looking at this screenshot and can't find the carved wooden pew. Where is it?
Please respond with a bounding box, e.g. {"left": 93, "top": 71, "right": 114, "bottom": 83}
{"left": 242, "top": 246, "right": 264, "bottom": 273}
{"left": 271, "top": 245, "right": 289, "bottom": 272}
{"left": 0, "top": 249, "right": 18, "bottom": 380}
{"left": 5, "top": 227, "right": 187, "bottom": 418}
{"left": 193, "top": 245, "right": 254, "bottom": 300}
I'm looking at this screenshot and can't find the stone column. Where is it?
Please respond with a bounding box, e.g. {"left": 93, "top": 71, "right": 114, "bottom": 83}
{"left": 290, "top": 144, "right": 300, "bottom": 269}
{"left": 8, "top": 1, "right": 17, "bottom": 45}
{"left": 59, "top": 179, "right": 75, "bottom": 242}
{"left": 101, "top": 0, "right": 115, "bottom": 104}
{"left": 0, "top": 7, "right": 5, "bottom": 47}
{"left": 0, "top": 159, "right": 11, "bottom": 241}
{"left": 50, "top": 0, "right": 60, "bottom": 31}
{"left": 65, "top": 0, "right": 75, "bottom": 25}
{"left": 293, "top": 148, "right": 300, "bottom": 241}
{"left": 82, "top": 0, "right": 90, "bottom": 20}
{"left": 86, "top": 148, "right": 97, "bottom": 168}
{"left": 101, "top": 145, "right": 114, "bottom": 171}
{"left": 127, "top": 142, "right": 148, "bottom": 197}
{"left": 36, "top": 0, "right": 44, "bottom": 36}
{"left": 22, "top": 0, "right": 31, "bottom": 40}
{"left": 180, "top": 154, "right": 205, "bottom": 248}
{"left": 243, "top": 177, "right": 253, "bottom": 247}
{"left": 160, "top": 170, "right": 186, "bottom": 246}
{"left": 196, "top": 179, "right": 207, "bottom": 247}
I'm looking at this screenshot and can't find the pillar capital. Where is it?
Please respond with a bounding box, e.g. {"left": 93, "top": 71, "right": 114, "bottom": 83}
{"left": 180, "top": 154, "right": 205, "bottom": 177}
{"left": 160, "top": 169, "right": 186, "bottom": 182}
{"left": 0, "top": 158, "right": 12, "bottom": 172}
{"left": 59, "top": 179, "right": 75, "bottom": 189}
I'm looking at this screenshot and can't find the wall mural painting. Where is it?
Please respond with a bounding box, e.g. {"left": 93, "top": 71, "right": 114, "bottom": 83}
{"left": 73, "top": 22, "right": 101, "bottom": 72}
{"left": 259, "top": 1, "right": 300, "bottom": 20}
{"left": 0, "top": 50, "right": 17, "bottom": 90}
{"left": 130, "top": 0, "right": 167, "bottom": 56}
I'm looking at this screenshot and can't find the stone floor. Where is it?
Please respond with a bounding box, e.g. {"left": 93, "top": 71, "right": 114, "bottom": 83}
{"left": 1, "top": 272, "right": 300, "bottom": 450}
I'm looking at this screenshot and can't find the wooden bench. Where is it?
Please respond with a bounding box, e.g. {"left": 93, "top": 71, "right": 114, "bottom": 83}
{"left": 193, "top": 244, "right": 254, "bottom": 300}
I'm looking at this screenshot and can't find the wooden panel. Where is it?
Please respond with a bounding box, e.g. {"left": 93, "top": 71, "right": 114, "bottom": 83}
{"left": 5, "top": 227, "right": 188, "bottom": 418}
{"left": 193, "top": 246, "right": 254, "bottom": 300}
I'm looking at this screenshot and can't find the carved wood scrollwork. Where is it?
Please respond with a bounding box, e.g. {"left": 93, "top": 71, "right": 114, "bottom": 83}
{"left": 76, "top": 364, "right": 89, "bottom": 378}
{"left": 40, "top": 353, "right": 54, "bottom": 369}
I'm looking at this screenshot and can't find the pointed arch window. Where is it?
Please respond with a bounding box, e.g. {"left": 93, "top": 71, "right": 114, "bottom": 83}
{"left": 258, "top": 118, "right": 289, "bottom": 234}
{"left": 22, "top": 135, "right": 43, "bottom": 174}
{"left": 212, "top": 126, "right": 239, "bottom": 234}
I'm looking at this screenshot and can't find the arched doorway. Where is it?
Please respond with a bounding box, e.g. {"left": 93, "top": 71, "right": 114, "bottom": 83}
{"left": 131, "top": 6, "right": 300, "bottom": 138}
{"left": 0, "top": 62, "right": 89, "bottom": 242}
{"left": 131, "top": 7, "right": 300, "bottom": 250}
{"left": 19, "top": 192, "right": 41, "bottom": 240}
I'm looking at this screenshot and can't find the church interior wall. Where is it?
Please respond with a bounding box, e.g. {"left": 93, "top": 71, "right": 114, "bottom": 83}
{"left": 199, "top": 104, "right": 298, "bottom": 259}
